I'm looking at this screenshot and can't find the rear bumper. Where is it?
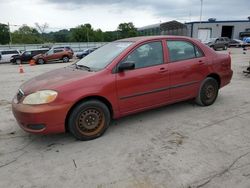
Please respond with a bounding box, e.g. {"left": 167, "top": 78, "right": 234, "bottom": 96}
{"left": 221, "top": 70, "right": 233, "bottom": 88}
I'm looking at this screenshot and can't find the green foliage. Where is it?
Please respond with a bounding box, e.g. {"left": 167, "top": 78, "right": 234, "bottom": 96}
{"left": 0, "top": 23, "right": 10, "bottom": 44}
{"left": 70, "top": 24, "right": 95, "bottom": 42}
{"left": 12, "top": 25, "right": 43, "bottom": 44}
{"left": 118, "top": 22, "right": 137, "bottom": 38}
{"left": 0, "top": 22, "right": 138, "bottom": 44}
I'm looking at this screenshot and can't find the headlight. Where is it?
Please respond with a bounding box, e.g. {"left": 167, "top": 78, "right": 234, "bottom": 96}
{"left": 23, "top": 90, "right": 58, "bottom": 105}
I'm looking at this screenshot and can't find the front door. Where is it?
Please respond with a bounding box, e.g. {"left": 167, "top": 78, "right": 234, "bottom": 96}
{"left": 116, "top": 41, "right": 170, "bottom": 115}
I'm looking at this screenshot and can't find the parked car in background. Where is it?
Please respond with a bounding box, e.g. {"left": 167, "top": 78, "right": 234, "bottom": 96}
{"left": 0, "top": 49, "right": 21, "bottom": 63}
{"left": 204, "top": 37, "right": 230, "bottom": 50}
{"left": 10, "top": 48, "right": 49, "bottom": 64}
{"left": 76, "top": 47, "right": 98, "bottom": 59}
{"left": 243, "top": 37, "right": 250, "bottom": 43}
{"left": 229, "top": 39, "right": 244, "bottom": 47}
{"left": 32, "top": 46, "right": 74, "bottom": 64}
{"left": 12, "top": 36, "right": 233, "bottom": 141}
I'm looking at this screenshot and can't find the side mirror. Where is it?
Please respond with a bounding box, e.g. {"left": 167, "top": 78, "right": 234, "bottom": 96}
{"left": 118, "top": 62, "right": 135, "bottom": 72}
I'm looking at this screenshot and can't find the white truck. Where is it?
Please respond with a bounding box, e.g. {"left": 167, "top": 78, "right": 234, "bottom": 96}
{"left": 0, "top": 49, "right": 21, "bottom": 63}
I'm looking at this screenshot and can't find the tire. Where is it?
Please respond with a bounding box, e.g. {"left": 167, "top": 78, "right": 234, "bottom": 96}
{"left": 212, "top": 46, "right": 217, "bottom": 51}
{"left": 62, "top": 56, "right": 69, "bottom": 63}
{"left": 223, "top": 45, "right": 228, "bottom": 50}
{"left": 195, "top": 77, "right": 219, "bottom": 106}
{"left": 68, "top": 100, "right": 111, "bottom": 141}
{"left": 16, "top": 59, "right": 21, "bottom": 65}
{"left": 37, "top": 58, "right": 45, "bottom": 65}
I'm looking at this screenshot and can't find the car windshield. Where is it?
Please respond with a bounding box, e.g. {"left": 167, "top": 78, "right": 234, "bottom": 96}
{"left": 76, "top": 42, "right": 133, "bottom": 71}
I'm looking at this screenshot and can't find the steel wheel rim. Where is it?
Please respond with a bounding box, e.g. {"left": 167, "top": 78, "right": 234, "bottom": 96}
{"left": 76, "top": 107, "right": 105, "bottom": 136}
{"left": 63, "top": 57, "right": 68, "bottom": 62}
{"left": 205, "top": 85, "right": 216, "bottom": 101}
{"left": 38, "top": 59, "right": 43, "bottom": 64}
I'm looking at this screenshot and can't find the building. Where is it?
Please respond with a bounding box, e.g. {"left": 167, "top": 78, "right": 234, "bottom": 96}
{"left": 138, "top": 21, "right": 187, "bottom": 36}
{"left": 186, "top": 18, "right": 250, "bottom": 42}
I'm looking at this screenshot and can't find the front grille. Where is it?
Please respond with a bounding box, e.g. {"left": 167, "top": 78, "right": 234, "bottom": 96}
{"left": 17, "top": 89, "right": 24, "bottom": 102}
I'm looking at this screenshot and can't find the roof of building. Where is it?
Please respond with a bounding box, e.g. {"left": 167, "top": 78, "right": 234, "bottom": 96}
{"left": 186, "top": 20, "right": 250, "bottom": 24}
{"left": 138, "top": 20, "right": 187, "bottom": 31}
{"left": 138, "top": 23, "right": 161, "bottom": 31}
{"left": 160, "top": 21, "right": 187, "bottom": 30}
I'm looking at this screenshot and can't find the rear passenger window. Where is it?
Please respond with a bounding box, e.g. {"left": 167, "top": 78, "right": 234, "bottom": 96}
{"left": 54, "top": 49, "right": 63, "bottom": 53}
{"left": 167, "top": 41, "right": 204, "bottom": 62}
{"left": 1, "top": 50, "right": 18, "bottom": 55}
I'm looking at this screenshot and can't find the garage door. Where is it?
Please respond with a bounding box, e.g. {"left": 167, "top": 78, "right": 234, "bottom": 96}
{"left": 198, "top": 29, "right": 211, "bottom": 42}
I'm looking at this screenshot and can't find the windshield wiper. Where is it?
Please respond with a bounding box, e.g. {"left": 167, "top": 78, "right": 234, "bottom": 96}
{"left": 74, "top": 64, "right": 92, "bottom": 72}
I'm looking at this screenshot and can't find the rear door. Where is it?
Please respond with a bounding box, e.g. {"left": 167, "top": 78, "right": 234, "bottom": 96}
{"left": 166, "top": 40, "right": 208, "bottom": 101}
{"left": 116, "top": 41, "right": 170, "bottom": 115}
{"left": 50, "top": 49, "right": 64, "bottom": 61}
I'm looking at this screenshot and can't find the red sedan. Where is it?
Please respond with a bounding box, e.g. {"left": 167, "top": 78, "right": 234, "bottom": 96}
{"left": 12, "top": 36, "right": 233, "bottom": 140}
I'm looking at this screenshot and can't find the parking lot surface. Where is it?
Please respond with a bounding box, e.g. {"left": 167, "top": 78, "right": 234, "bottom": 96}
{"left": 0, "top": 49, "right": 250, "bottom": 188}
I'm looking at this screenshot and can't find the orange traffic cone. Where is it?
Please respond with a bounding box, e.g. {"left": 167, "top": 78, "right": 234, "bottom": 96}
{"left": 29, "top": 59, "right": 36, "bottom": 66}
{"left": 19, "top": 64, "right": 24, "bottom": 73}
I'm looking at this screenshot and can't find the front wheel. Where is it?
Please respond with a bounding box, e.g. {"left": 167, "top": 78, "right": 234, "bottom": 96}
{"left": 68, "top": 100, "right": 110, "bottom": 141}
{"left": 195, "top": 77, "right": 219, "bottom": 106}
{"left": 16, "top": 59, "right": 21, "bottom": 65}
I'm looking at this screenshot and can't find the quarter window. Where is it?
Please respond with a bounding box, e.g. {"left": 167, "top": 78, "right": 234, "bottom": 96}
{"left": 122, "top": 41, "right": 163, "bottom": 69}
{"left": 167, "top": 41, "right": 204, "bottom": 62}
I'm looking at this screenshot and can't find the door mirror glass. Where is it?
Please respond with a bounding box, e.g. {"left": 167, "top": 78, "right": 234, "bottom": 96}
{"left": 118, "top": 62, "right": 135, "bottom": 72}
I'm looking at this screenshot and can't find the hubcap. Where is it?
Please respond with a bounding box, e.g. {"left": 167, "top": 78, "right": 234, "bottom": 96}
{"left": 38, "top": 59, "right": 43, "bottom": 64}
{"left": 76, "top": 108, "right": 104, "bottom": 136}
{"left": 205, "top": 85, "right": 215, "bottom": 99}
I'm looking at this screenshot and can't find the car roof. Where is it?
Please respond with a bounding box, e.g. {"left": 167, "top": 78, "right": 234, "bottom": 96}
{"left": 0, "top": 49, "right": 20, "bottom": 52}
{"left": 25, "top": 48, "right": 49, "bottom": 52}
{"left": 116, "top": 35, "right": 194, "bottom": 43}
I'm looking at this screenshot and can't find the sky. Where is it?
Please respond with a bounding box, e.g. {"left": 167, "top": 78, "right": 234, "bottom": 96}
{"left": 0, "top": 0, "right": 249, "bottom": 32}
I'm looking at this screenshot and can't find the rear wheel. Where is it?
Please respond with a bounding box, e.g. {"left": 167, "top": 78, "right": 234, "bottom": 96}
{"left": 68, "top": 100, "right": 110, "bottom": 141}
{"left": 195, "top": 77, "right": 219, "bottom": 106}
{"left": 62, "top": 56, "right": 69, "bottom": 63}
{"left": 37, "top": 58, "right": 45, "bottom": 65}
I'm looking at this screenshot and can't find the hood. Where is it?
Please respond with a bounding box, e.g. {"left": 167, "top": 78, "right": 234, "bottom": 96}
{"left": 21, "top": 66, "right": 93, "bottom": 94}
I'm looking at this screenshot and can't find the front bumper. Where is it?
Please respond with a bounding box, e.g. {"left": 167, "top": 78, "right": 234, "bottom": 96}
{"left": 12, "top": 99, "right": 71, "bottom": 134}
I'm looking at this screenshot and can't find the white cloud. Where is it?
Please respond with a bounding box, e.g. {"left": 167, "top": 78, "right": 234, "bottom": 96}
{"left": 0, "top": 0, "right": 249, "bottom": 32}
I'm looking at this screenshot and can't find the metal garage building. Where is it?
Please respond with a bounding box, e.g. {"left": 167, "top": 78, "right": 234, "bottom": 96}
{"left": 138, "top": 21, "right": 187, "bottom": 36}
{"left": 185, "top": 18, "right": 250, "bottom": 42}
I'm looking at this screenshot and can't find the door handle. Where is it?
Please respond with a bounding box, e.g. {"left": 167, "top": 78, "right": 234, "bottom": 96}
{"left": 159, "top": 67, "right": 168, "bottom": 73}
{"left": 198, "top": 60, "right": 205, "bottom": 65}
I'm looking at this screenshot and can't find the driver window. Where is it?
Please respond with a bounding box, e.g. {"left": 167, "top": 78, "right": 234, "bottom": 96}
{"left": 122, "top": 41, "right": 163, "bottom": 69}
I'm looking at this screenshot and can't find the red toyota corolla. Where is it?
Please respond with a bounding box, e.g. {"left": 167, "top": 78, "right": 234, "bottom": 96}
{"left": 12, "top": 36, "right": 233, "bottom": 140}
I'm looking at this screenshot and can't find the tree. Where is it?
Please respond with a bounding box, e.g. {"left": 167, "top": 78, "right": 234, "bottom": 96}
{"left": 0, "top": 23, "right": 10, "bottom": 44}
{"left": 12, "top": 25, "right": 43, "bottom": 44}
{"left": 117, "top": 22, "right": 137, "bottom": 39}
{"left": 94, "top": 29, "right": 104, "bottom": 42}
{"left": 71, "top": 24, "right": 95, "bottom": 42}
{"left": 52, "top": 29, "right": 70, "bottom": 42}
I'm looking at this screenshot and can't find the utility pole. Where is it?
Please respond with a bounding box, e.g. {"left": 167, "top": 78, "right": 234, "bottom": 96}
{"left": 8, "top": 22, "right": 12, "bottom": 46}
{"left": 199, "top": 0, "right": 203, "bottom": 24}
